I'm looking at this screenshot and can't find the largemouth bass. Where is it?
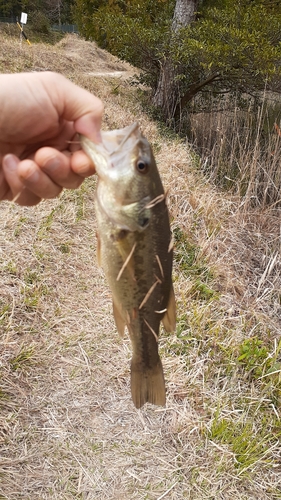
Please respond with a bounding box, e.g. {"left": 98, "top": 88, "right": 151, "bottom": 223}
{"left": 80, "top": 123, "right": 176, "bottom": 408}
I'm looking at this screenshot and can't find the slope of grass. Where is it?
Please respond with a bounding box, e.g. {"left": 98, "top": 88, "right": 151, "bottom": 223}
{"left": 0, "top": 33, "right": 281, "bottom": 499}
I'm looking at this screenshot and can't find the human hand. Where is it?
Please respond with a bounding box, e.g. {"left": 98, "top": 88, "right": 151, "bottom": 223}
{"left": 0, "top": 72, "right": 103, "bottom": 205}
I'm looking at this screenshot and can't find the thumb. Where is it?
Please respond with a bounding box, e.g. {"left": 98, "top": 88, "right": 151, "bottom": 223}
{"left": 46, "top": 73, "right": 104, "bottom": 143}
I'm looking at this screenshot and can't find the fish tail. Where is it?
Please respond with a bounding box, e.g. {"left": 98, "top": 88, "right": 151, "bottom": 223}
{"left": 130, "top": 357, "right": 166, "bottom": 409}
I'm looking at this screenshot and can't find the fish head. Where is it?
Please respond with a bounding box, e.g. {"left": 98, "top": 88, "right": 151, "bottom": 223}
{"left": 80, "top": 123, "right": 164, "bottom": 231}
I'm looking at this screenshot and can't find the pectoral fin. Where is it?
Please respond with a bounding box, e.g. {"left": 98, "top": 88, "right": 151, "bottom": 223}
{"left": 112, "top": 300, "right": 126, "bottom": 338}
{"left": 162, "top": 285, "right": 176, "bottom": 332}
{"left": 119, "top": 197, "right": 151, "bottom": 231}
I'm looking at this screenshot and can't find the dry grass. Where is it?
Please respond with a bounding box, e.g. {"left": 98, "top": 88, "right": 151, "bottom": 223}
{"left": 0, "top": 30, "right": 134, "bottom": 77}
{"left": 1, "top": 33, "right": 281, "bottom": 499}
{"left": 189, "top": 94, "right": 281, "bottom": 208}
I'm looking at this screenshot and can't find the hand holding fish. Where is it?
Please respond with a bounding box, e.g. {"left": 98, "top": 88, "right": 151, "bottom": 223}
{"left": 0, "top": 72, "right": 176, "bottom": 407}
{"left": 0, "top": 72, "right": 103, "bottom": 205}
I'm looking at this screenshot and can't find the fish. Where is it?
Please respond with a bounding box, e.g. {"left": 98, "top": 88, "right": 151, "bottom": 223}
{"left": 80, "top": 122, "right": 176, "bottom": 409}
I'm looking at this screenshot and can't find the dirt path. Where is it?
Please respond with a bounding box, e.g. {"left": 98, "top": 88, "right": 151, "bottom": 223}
{"left": 87, "top": 70, "right": 129, "bottom": 78}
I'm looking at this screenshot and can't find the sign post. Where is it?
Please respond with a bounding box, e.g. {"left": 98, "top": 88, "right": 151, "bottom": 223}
{"left": 17, "top": 13, "right": 31, "bottom": 46}
{"left": 20, "top": 12, "right": 27, "bottom": 25}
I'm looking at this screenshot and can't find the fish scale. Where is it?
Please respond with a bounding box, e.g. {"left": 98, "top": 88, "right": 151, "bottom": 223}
{"left": 80, "top": 123, "right": 176, "bottom": 408}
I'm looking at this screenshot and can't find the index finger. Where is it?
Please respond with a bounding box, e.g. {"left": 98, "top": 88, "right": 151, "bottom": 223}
{"left": 41, "top": 73, "right": 104, "bottom": 143}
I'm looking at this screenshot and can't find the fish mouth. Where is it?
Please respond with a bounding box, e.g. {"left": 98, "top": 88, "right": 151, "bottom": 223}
{"left": 80, "top": 122, "right": 141, "bottom": 169}
{"left": 80, "top": 122, "right": 152, "bottom": 180}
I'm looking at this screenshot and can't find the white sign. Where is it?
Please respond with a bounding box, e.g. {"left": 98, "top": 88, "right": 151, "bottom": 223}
{"left": 20, "top": 13, "right": 27, "bottom": 24}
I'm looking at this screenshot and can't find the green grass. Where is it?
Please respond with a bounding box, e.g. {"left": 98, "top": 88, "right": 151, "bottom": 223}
{"left": 173, "top": 225, "right": 218, "bottom": 301}
{"left": 10, "top": 346, "right": 35, "bottom": 371}
{"left": 13, "top": 216, "right": 28, "bottom": 237}
{"left": 36, "top": 208, "right": 56, "bottom": 240}
{"left": 0, "top": 302, "right": 10, "bottom": 319}
{"left": 237, "top": 337, "right": 270, "bottom": 377}
{"left": 208, "top": 414, "right": 272, "bottom": 474}
{"left": 58, "top": 242, "right": 72, "bottom": 254}
{"left": 0, "top": 388, "right": 10, "bottom": 402}
{"left": 237, "top": 336, "right": 281, "bottom": 407}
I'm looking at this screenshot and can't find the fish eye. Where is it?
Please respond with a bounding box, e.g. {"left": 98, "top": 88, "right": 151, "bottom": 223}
{"left": 136, "top": 160, "right": 148, "bottom": 174}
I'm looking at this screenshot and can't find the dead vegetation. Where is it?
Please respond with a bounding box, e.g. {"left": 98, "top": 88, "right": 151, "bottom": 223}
{"left": 0, "top": 33, "right": 281, "bottom": 499}
{"left": 0, "top": 30, "right": 135, "bottom": 77}
{"left": 189, "top": 94, "right": 281, "bottom": 208}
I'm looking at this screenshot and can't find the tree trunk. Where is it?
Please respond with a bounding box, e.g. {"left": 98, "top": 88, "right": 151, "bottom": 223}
{"left": 58, "top": 0, "right": 61, "bottom": 26}
{"left": 152, "top": 0, "right": 199, "bottom": 125}
{"left": 172, "top": 0, "right": 198, "bottom": 31}
{"left": 174, "top": 72, "right": 220, "bottom": 123}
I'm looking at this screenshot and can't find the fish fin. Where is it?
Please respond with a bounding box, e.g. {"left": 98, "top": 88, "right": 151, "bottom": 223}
{"left": 162, "top": 285, "right": 176, "bottom": 332}
{"left": 96, "top": 232, "right": 101, "bottom": 267}
{"left": 112, "top": 300, "right": 126, "bottom": 338}
{"left": 130, "top": 358, "right": 166, "bottom": 409}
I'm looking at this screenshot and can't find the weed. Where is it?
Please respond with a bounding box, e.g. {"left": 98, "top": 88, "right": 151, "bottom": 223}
{"left": 237, "top": 337, "right": 281, "bottom": 381}
{"left": 3, "top": 260, "right": 18, "bottom": 275}
{"left": 20, "top": 269, "right": 49, "bottom": 310}
{"left": 111, "top": 84, "right": 121, "bottom": 95}
{"left": 0, "top": 302, "right": 10, "bottom": 320}
{"left": 189, "top": 94, "right": 281, "bottom": 208}
{"left": 238, "top": 337, "right": 269, "bottom": 379}
{"left": 163, "top": 314, "right": 192, "bottom": 358}
{"left": 173, "top": 225, "right": 218, "bottom": 301}
{"left": 173, "top": 226, "right": 198, "bottom": 269}
{"left": 90, "top": 442, "right": 103, "bottom": 452}
{"left": 10, "top": 347, "right": 34, "bottom": 371}
{"left": 23, "top": 290, "right": 40, "bottom": 310}
{"left": 24, "top": 269, "right": 41, "bottom": 285}
{"left": 0, "top": 389, "right": 9, "bottom": 402}
{"left": 34, "top": 248, "right": 45, "bottom": 261}
{"left": 151, "top": 141, "right": 161, "bottom": 155}
{"left": 37, "top": 208, "right": 56, "bottom": 240}
{"left": 189, "top": 280, "right": 218, "bottom": 301}
{"left": 237, "top": 337, "right": 281, "bottom": 406}
{"left": 58, "top": 242, "right": 71, "bottom": 254}
{"left": 208, "top": 411, "right": 271, "bottom": 473}
{"left": 13, "top": 216, "right": 27, "bottom": 237}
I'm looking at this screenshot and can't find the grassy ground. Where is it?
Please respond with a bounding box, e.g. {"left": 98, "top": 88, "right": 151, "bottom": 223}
{"left": 0, "top": 33, "right": 281, "bottom": 499}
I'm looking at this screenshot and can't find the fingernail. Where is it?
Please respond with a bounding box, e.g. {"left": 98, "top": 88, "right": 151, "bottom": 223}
{"left": 3, "top": 154, "right": 18, "bottom": 171}
{"left": 42, "top": 157, "right": 61, "bottom": 172}
{"left": 76, "top": 115, "right": 103, "bottom": 143}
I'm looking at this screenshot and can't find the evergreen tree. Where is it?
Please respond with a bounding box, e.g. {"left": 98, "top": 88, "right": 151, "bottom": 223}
{"left": 73, "top": 0, "right": 281, "bottom": 127}
{"left": 0, "top": 0, "right": 74, "bottom": 23}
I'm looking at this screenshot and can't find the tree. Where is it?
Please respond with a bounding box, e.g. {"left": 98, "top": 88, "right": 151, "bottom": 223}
{"left": 73, "top": 0, "right": 108, "bottom": 40}
{"left": 0, "top": 0, "right": 22, "bottom": 17}
{"left": 152, "top": 0, "right": 199, "bottom": 124}
{"left": 0, "top": 0, "right": 74, "bottom": 23}
{"left": 172, "top": 0, "right": 198, "bottom": 30}
{"left": 73, "top": 0, "right": 281, "bottom": 128}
